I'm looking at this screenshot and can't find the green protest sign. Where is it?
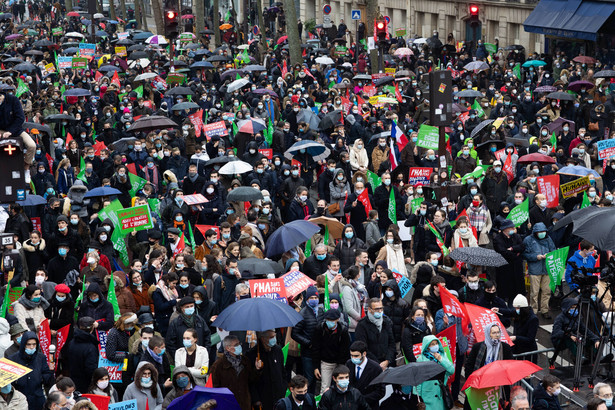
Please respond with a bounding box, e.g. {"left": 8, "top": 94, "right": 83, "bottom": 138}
{"left": 115, "top": 205, "right": 154, "bottom": 235}
{"left": 506, "top": 198, "right": 529, "bottom": 227}
{"left": 546, "top": 246, "right": 570, "bottom": 292}
{"left": 484, "top": 43, "right": 497, "bottom": 54}
{"left": 416, "top": 124, "right": 440, "bottom": 150}
{"left": 99, "top": 199, "right": 129, "bottom": 266}
{"left": 71, "top": 57, "right": 88, "bottom": 69}
{"left": 465, "top": 386, "right": 500, "bottom": 409}
{"left": 52, "top": 27, "right": 64, "bottom": 36}
{"left": 388, "top": 188, "right": 397, "bottom": 224}
{"left": 411, "top": 197, "right": 424, "bottom": 215}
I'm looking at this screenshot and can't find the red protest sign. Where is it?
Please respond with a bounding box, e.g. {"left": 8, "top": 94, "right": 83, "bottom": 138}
{"left": 291, "top": 159, "right": 301, "bottom": 168}
{"left": 408, "top": 167, "right": 433, "bottom": 186}
{"left": 537, "top": 174, "right": 560, "bottom": 208}
{"left": 437, "top": 325, "right": 457, "bottom": 384}
{"left": 202, "top": 121, "right": 228, "bottom": 139}
{"left": 464, "top": 303, "right": 514, "bottom": 346}
{"left": 438, "top": 284, "right": 469, "bottom": 335}
{"left": 248, "top": 278, "right": 288, "bottom": 303}
{"left": 56, "top": 324, "right": 71, "bottom": 355}
{"left": 31, "top": 217, "right": 41, "bottom": 233}
{"left": 38, "top": 318, "right": 51, "bottom": 364}
{"left": 282, "top": 271, "right": 316, "bottom": 298}
{"left": 357, "top": 188, "right": 372, "bottom": 217}
{"left": 363, "top": 85, "right": 377, "bottom": 97}
{"left": 259, "top": 148, "right": 273, "bottom": 159}
{"left": 189, "top": 109, "right": 204, "bottom": 138}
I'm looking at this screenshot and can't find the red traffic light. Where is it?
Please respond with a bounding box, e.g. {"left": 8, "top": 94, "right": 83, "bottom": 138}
{"left": 166, "top": 10, "right": 176, "bottom": 19}
{"left": 376, "top": 21, "right": 385, "bottom": 30}
{"left": 469, "top": 4, "right": 479, "bottom": 14}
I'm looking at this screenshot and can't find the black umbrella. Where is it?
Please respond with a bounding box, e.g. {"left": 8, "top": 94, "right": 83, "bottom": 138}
{"left": 33, "top": 39, "right": 54, "bottom": 48}
{"left": 220, "top": 68, "right": 245, "bottom": 81}
{"left": 594, "top": 70, "right": 615, "bottom": 79}
{"left": 319, "top": 110, "right": 343, "bottom": 130}
{"left": 128, "top": 44, "right": 146, "bottom": 51}
{"left": 546, "top": 91, "right": 576, "bottom": 101}
{"left": 164, "top": 86, "right": 195, "bottom": 97}
{"left": 44, "top": 113, "right": 77, "bottom": 123}
{"left": 109, "top": 137, "right": 138, "bottom": 151}
{"left": 204, "top": 156, "right": 237, "bottom": 167}
{"left": 24, "top": 50, "right": 43, "bottom": 56}
{"left": 23, "top": 122, "right": 51, "bottom": 134}
{"left": 116, "top": 38, "right": 135, "bottom": 45}
{"left": 237, "top": 258, "right": 283, "bottom": 276}
{"left": 226, "top": 187, "right": 263, "bottom": 202}
{"left": 99, "top": 65, "right": 122, "bottom": 73}
{"left": 553, "top": 207, "right": 615, "bottom": 251}
{"left": 374, "top": 76, "right": 395, "bottom": 87}
{"left": 456, "top": 89, "right": 483, "bottom": 98}
{"left": 426, "top": 37, "right": 443, "bottom": 49}
{"left": 129, "top": 116, "right": 178, "bottom": 132}
{"left": 470, "top": 119, "right": 494, "bottom": 139}
{"left": 206, "top": 55, "right": 230, "bottom": 62}
{"left": 369, "top": 362, "right": 446, "bottom": 386}
{"left": 449, "top": 247, "right": 508, "bottom": 267}
{"left": 13, "top": 62, "right": 39, "bottom": 74}
{"left": 128, "top": 51, "right": 148, "bottom": 60}
{"left": 163, "top": 60, "right": 188, "bottom": 68}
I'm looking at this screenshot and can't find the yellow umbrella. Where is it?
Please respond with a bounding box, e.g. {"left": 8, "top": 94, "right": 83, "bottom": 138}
{"left": 98, "top": 54, "right": 112, "bottom": 68}
{"left": 219, "top": 23, "right": 233, "bottom": 30}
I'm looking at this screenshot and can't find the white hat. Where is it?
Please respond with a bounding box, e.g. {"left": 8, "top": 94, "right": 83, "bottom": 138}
{"left": 512, "top": 294, "right": 529, "bottom": 308}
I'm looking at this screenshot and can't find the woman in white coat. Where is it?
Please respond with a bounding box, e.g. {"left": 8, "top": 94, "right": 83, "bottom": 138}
{"left": 174, "top": 328, "right": 209, "bottom": 386}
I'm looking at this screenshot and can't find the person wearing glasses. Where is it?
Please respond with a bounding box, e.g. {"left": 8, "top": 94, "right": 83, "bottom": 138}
{"left": 593, "top": 383, "right": 614, "bottom": 409}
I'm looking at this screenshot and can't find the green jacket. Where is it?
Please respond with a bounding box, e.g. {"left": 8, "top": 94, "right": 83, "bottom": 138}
{"left": 413, "top": 335, "right": 455, "bottom": 410}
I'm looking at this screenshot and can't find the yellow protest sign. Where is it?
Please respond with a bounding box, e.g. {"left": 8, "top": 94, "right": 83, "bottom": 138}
{"left": 384, "top": 67, "right": 395, "bottom": 74}
{"left": 114, "top": 46, "right": 127, "bottom": 57}
{"left": 492, "top": 116, "right": 506, "bottom": 129}
{"left": 0, "top": 358, "right": 32, "bottom": 388}
{"left": 45, "top": 63, "right": 55, "bottom": 73}
{"left": 560, "top": 176, "right": 590, "bottom": 199}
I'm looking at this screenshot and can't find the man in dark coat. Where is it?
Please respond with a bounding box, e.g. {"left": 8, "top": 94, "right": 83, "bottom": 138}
{"left": 213, "top": 258, "right": 241, "bottom": 311}
{"left": 302, "top": 245, "right": 330, "bottom": 280}
{"left": 532, "top": 374, "right": 563, "bottom": 410}
{"left": 346, "top": 340, "right": 385, "bottom": 409}
{"left": 318, "top": 365, "right": 371, "bottom": 410}
{"left": 77, "top": 283, "right": 115, "bottom": 331}
{"left": 344, "top": 180, "right": 372, "bottom": 241}
{"left": 9, "top": 331, "right": 55, "bottom": 409}
{"left": 165, "top": 296, "right": 211, "bottom": 358}
{"left": 381, "top": 280, "right": 411, "bottom": 343}
{"left": 354, "top": 298, "right": 396, "bottom": 370}
{"left": 139, "top": 334, "right": 173, "bottom": 391}
{"left": 312, "top": 309, "right": 351, "bottom": 394}
{"left": 373, "top": 172, "right": 403, "bottom": 232}
{"left": 493, "top": 219, "right": 526, "bottom": 302}
{"left": 246, "top": 330, "right": 286, "bottom": 410}
{"left": 481, "top": 162, "right": 509, "bottom": 215}
{"left": 67, "top": 316, "right": 100, "bottom": 393}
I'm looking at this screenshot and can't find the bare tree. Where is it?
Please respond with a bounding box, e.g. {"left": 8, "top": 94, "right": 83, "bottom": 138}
{"left": 119, "top": 0, "right": 127, "bottom": 22}
{"left": 194, "top": 0, "right": 204, "bottom": 35}
{"left": 151, "top": 0, "right": 164, "bottom": 35}
{"left": 108, "top": 0, "right": 117, "bottom": 19}
{"left": 365, "top": 0, "right": 379, "bottom": 73}
{"left": 213, "top": 0, "right": 220, "bottom": 46}
{"left": 281, "top": 0, "right": 301, "bottom": 66}
{"left": 65, "top": 0, "right": 73, "bottom": 12}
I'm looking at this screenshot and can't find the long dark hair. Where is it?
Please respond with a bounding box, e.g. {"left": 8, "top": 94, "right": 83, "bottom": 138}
{"left": 135, "top": 363, "right": 159, "bottom": 398}
{"left": 88, "top": 367, "right": 112, "bottom": 395}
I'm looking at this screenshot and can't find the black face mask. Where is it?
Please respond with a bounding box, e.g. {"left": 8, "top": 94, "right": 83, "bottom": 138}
{"left": 294, "top": 393, "right": 306, "bottom": 402}
{"left": 485, "top": 292, "right": 496, "bottom": 301}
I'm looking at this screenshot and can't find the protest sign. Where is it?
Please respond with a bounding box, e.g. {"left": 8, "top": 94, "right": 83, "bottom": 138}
{"left": 58, "top": 56, "right": 72, "bottom": 69}
{"left": 395, "top": 28, "right": 406, "bottom": 37}
{"left": 98, "top": 199, "right": 129, "bottom": 266}
{"left": 560, "top": 176, "right": 590, "bottom": 198}
{"left": 72, "top": 57, "right": 88, "bottom": 69}
{"left": 44, "top": 63, "right": 55, "bottom": 73}
{"left": 248, "top": 278, "right": 288, "bottom": 303}
{"left": 408, "top": 167, "right": 433, "bottom": 186}
{"left": 97, "top": 330, "right": 123, "bottom": 383}
{"left": 114, "top": 46, "right": 127, "bottom": 57}
{"left": 362, "top": 85, "right": 376, "bottom": 97}
{"left": 38, "top": 318, "right": 51, "bottom": 365}
{"left": 416, "top": 124, "right": 440, "bottom": 150}
{"left": 466, "top": 386, "right": 500, "bottom": 410}
{"left": 117, "top": 32, "right": 129, "bottom": 40}
{"left": 0, "top": 358, "right": 32, "bottom": 387}
{"left": 116, "top": 205, "right": 153, "bottom": 235}
{"left": 546, "top": 246, "right": 570, "bottom": 292}
{"left": 537, "top": 174, "right": 560, "bottom": 208}
{"left": 51, "top": 27, "right": 64, "bottom": 36}
{"left": 166, "top": 73, "right": 186, "bottom": 85}
{"left": 188, "top": 110, "right": 204, "bottom": 137}
{"left": 282, "top": 271, "right": 316, "bottom": 298}
{"left": 391, "top": 270, "right": 412, "bottom": 298}
{"left": 259, "top": 148, "right": 273, "bottom": 159}
{"left": 7, "top": 287, "right": 22, "bottom": 315}
{"left": 79, "top": 43, "right": 96, "bottom": 56}
{"left": 464, "top": 303, "right": 514, "bottom": 345}
{"left": 109, "top": 399, "right": 137, "bottom": 410}
{"left": 202, "top": 121, "right": 228, "bottom": 139}
{"left": 506, "top": 197, "right": 529, "bottom": 227}
{"left": 184, "top": 194, "right": 209, "bottom": 205}
{"left": 597, "top": 139, "right": 615, "bottom": 160}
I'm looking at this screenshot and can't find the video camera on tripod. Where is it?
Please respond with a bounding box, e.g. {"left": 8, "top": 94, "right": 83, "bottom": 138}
{"left": 568, "top": 261, "right": 599, "bottom": 298}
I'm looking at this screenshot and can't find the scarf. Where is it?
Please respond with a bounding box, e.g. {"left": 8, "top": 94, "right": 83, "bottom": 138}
{"left": 385, "top": 242, "right": 407, "bottom": 276}
{"left": 180, "top": 312, "right": 195, "bottom": 328}
{"left": 147, "top": 346, "right": 163, "bottom": 364}
{"left": 18, "top": 294, "right": 50, "bottom": 310}
{"left": 144, "top": 166, "right": 159, "bottom": 187}
{"left": 484, "top": 323, "right": 502, "bottom": 365}
{"left": 468, "top": 205, "right": 489, "bottom": 233}
{"left": 157, "top": 280, "right": 178, "bottom": 301}
{"left": 225, "top": 351, "right": 244, "bottom": 375}
{"left": 453, "top": 229, "right": 478, "bottom": 248}
{"left": 368, "top": 311, "right": 383, "bottom": 331}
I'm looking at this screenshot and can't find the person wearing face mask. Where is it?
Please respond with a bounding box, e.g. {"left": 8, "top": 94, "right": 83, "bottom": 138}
{"left": 67, "top": 317, "right": 100, "bottom": 394}
{"left": 243, "top": 329, "right": 286, "bottom": 409}
{"left": 373, "top": 171, "right": 403, "bottom": 232}
{"left": 453, "top": 143, "right": 477, "bottom": 177}
{"left": 522, "top": 223, "right": 556, "bottom": 318}
{"left": 354, "top": 299, "right": 396, "bottom": 371}
{"left": 8, "top": 332, "right": 55, "bottom": 409}
{"left": 492, "top": 219, "right": 526, "bottom": 302}
{"left": 51, "top": 214, "right": 84, "bottom": 262}
{"left": 482, "top": 160, "right": 509, "bottom": 215}
{"left": 529, "top": 193, "right": 554, "bottom": 229}
{"left": 13, "top": 284, "right": 49, "bottom": 333}
{"left": 0, "top": 372, "right": 26, "bottom": 408}
{"left": 105, "top": 312, "right": 138, "bottom": 389}
{"left": 110, "top": 165, "right": 133, "bottom": 207}
{"left": 77, "top": 283, "right": 115, "bottom": 331}
{"left": 286, "top": 185, "right": 314, "bottom": 223}
{"left": 532, "top": 374, "right": 564, "bottom": 410}
{"left": 123, "top": 363, "right": 163, "bottom": 409}
{"left": 413, "top": 335, "right": 455, "bottom": 409}
{"left": 509, "top": 294, "right": 539, "bottom": 356}
{"left": 22, "top": 231, "right": 48, "bottom": 279}
{"left": 311, "top": 308, "right": 350, "bottom": 395}
{"left": 318, "top": 364, "right": 370, "bottom": 410}
{"left": 593, "top": 383, "right": 615, "bottom": 410}
{"left": 165, "top": 296, "right": 211, "bottom": 362}
{"left": 349, "top": 139, "right": 369, "bottom": 172}
{"left": 162, "top": 366, "right": 199, "bottom": 408}
{"left": 80, "top": 250, "right": 109, "bottom": 284}
{"left": 603, "top": 159, "right": 615, "bottom": 192}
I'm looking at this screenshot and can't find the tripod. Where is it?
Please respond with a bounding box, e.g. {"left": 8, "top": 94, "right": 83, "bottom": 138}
{"left": 588, "top": 280, "right": 615, "bottom": 387}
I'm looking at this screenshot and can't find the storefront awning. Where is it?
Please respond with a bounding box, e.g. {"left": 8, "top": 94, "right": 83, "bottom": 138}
{"left": 524, "top": 0, "right": 615, "bottom": 41}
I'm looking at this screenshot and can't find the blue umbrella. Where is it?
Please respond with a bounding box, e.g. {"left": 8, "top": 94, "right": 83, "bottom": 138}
{"left": 84, "top": 186, "right": 122, "bottom": 198}
{"left": 265, "top": 220, "right": 320, "bottom": 257}
{"left": 106, "top": 19, "right": 119, "bottom": 24}
{"left": 211, "top": 297, "right": 304, "bottom": 331}
{"left": 17, "top": 194, "right": 46, "bottom": 206}
{"left": 167, "top": 387, "right": 240, "bottom": 410}
{"left": 522, "top": 60, "right": 546, "bottom": 68}
{"left": 190, "top": 61, "right": 214, "bottom": 69}
{"left": 133, "top": 31, "right": 153, "bottom": 40}
{"left": 284, "top": 140, "right": 331, "bottom": 162}
{"left": 556, "top": 165, "right": 601, "bottom": 178}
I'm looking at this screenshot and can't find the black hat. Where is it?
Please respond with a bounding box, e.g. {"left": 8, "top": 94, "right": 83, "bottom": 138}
{"left": 178, "top": 296, "right": 195, "bottom": 307}
{"left": 78, "top": 316, "right": 96, "bottom": 330}
{"left": 323, "top": 309, "right": 341, "bottom": 320}
{"left": 56, "top": 215, "right": 69, "bottom": 224}
{"left": 148, "top": 229, "right": 162, "bottom": 240}
{"left": 138, "top": 313, "right": 155, "bottom": 325}
{"left": 500, "top": 219, "right": 515, "bottom": 230}
{"left": 167, "top": 227, "right": 181, "bottom": 236}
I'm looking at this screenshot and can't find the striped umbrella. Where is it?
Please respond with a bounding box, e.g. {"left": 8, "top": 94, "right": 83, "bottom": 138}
{"left": 237, "top": 118, "right": 266, "bottom": 134}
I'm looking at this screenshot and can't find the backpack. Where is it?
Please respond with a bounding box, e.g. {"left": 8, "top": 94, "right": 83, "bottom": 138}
{"left": 276, "top": 394, "right": 314, "bottom": 410}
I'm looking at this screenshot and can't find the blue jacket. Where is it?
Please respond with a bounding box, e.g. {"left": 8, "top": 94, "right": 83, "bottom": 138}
{"left": 565, "top": 250, "right": 596, "bottom": 290}
{"left": 522, "top": 226, "right": 556, "bottom": 276}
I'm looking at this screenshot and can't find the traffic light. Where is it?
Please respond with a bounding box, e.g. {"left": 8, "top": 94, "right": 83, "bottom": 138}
{"left": 164, "top": 9, "right": 179, "bottom": 39}
{"left": 375, "top": 19, "right": 387, "bottom": 42}
{"left": 0, "top": 136, "right": 26, "bottom": 202}
{"left": 469, "top": 4, "right": 479, "bottom": 17}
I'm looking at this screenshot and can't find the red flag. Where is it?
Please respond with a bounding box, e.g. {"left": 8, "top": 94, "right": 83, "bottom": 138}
{"left": 357, "top": 189, "right": 372, "bottom": 217}
{"left": 303, "top": 68, "right": 315, "bottom": 79}
{"left": 189, "top": 109, "right": 204, "bottom": 138}
{"left": 95, "top": 71, "right": 103, "bottom": 82}
{"left": 356, "top": 95, "right": 365, "bottom": 106}
{"left": 195, "top": 225, "right": 220, "bottom": 238}
{"left": 464, "top": 303, "right": 514, "bottom": 346}
{"left": 394, "top": 83, "right": 403, "bottom": 103}
{"left": 125, "top": 163, "right": 138, "bottom": 176}
{"left": 56, "top": 324, "right": 71, "bottom": 355}
{"left": 111, "top": 70, "right": 120, "bottom": 88}
{"left": 205, "top": 375, "right": 213, "bottom": 387}
{"left": 93, "top": 140, "right": 107, "bottom": 155}
{"left": 145, "top": 398, "right": 150, "bottom": 410}
{"left": 38, "top": 318, "right": 52, "bottom": 364}
{"left": 456, "top": 236, "right": 464, "bottom": 271}
{"left": 244, "top": 201, "right": 251, "bottom": 214}
{"left": 503, "top": 153, "right": 514, "bottom": 183}
{"left": 173, "top": 233, "right": 186, "bottom": 257}
{"left": 596, "top": 254, "right": 601, "bottom": 268}
{"left": 281, "top": 60, "right": 288, "bottom": 78}
{"left": 45, "top": 153, "right": 54, "bottom": 172}
{"left": 436, "top": 325, "right": 457, "bottom": 384}
{"left": 438, "top": 284, "right": 470, "bottom": 335}
{"left": 64, "top": 132, "right": 73, "bottom": 150}
{"left": 153, "top": 76, "right": 168, "bottom": 90}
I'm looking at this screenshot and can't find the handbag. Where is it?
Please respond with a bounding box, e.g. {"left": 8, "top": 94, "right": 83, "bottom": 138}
{"left": 439, "top": 379, "right": 454, "bottom": 409}
{"left": 589, "top": 121, "right": 599, "bottom": 131}
{"left": 327, "top": 202, "right": 340, "bottom": 214}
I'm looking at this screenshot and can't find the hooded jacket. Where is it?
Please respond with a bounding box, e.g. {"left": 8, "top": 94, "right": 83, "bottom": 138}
{"left": 9, "top": 331, "right": 54, "bottom": 409}
{"left": 105, "top": 271, "right": 137, "bottom": 314}
{"left": 162, "top": 365, "right": 198, "bottom": 408}
{"left": 77, "top": 283, "right": 115, "bottom": 331}
{"left": 194, "top": 285, "right": 218, "bottom": 333}
{"left": 382, "top": 279, "right": 411, "bottom": 342}
{"left": 522, "top": 223, "right": 556, "bottom": 276}
{"left": 68, "top": 328, "right": 100, "bottom": 393}
{"left": 413, "top": 335, "right": 455, "bottom": 410}
{"left": 166, "top": 302, "right": 211, "bottom": 359}
{"left": 565, "top": 249, "right": 596, "bottom": 290}
{"left": 551, "top": 297, "right": 598, "bottom": 347}
{"left": 333, "top": 224, "right": 366, "bottom": 272}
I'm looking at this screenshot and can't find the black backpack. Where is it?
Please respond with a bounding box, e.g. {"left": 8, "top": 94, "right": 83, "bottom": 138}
{"left": 276, "top": 394, "right": 314, "bottom": 410}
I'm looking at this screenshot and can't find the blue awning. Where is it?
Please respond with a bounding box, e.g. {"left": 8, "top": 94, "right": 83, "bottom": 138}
{"left": 524, "top": 0, "right": 615, "bottom": 41}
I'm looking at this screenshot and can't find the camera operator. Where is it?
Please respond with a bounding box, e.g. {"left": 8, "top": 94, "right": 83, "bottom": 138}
{"left": 0, "top": 234, "right": 24, "bottom": 288}
{"left": 565, "top": 240, "right": 597, "bottom": 292}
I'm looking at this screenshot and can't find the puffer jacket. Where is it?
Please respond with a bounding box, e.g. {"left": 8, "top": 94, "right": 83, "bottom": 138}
{"left": 382, "top": 279, "right": 411, "bottom": 342}
{"left": 291, "top": 305, "right": 324, "bottom": 357}
{"left": 333, "top": 225, "right": 366, "bottom": 271}
{"left": 77, "top": 283, "right": 115, "bottom": 331}
{"left": 522, "top": 223, "right": 556, "bottom": 276}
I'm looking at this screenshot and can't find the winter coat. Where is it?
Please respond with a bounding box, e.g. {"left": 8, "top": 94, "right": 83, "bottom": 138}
{"left": 0, "top": 387, "right": 28, "bottom": 409}
{"left": 161, "top": 365, "right": 198, "bottom": 409}
{"left": 312, "top": 320, "right": 351, "bottom": 367}
{"left": 413, "top": 335, "right": 455, "bottom": 410}
{"left": 290, "top": 305, "right": 324, "bottom": 357}
{"left": 329, "top": 179, "right": 351, "bottom": 217}
{"left": 532, "top": 384, "right": 563, "bottom": 410}
{"left": 401, "top": 319, "right": 431, "bottom": 362}
{"left": 9, "top": 331, "right": 54, "bottom": 409}
{"left": 151, "top": 287, "right": 178, "bottom": 336}
{"left": 513, "top": 309, "right": 539, "bottom": 354}
{"left": 67, "top": 328, "right": 100, "bottom": 393}
{"left": 481, "top": 169, "right": 509, "bottom": 215}
{"left": 354, "top": 315, "right": 396, "bottom": 364}
{"left": 21, "top": 239, "right": 49, "bottom": 282}
{"left": 174, "top": 347, "right": 209, "bottom": 386}
{"left": 382, "top": 280, "right": 411, "bottom": 342}
{"left": 287, "top": 197, "right": 314, "bottom": 222}
{"left": 493, "top": 232, "right": 526, "bottom": 300}
{"left": 318, "top": 385, "right": 371, "bottom": 410}
{"left": 246, "top": 342, "right": 287, "bottom": 410}
{"left": 344, "top": 191, "right": 372, "bottom": 241}
{"left": 77, "top": 283, "right": 115, "bottom": 331}
{"left": 551, "top": 298, "right": 599, "bottom": 347}
{"left": 565, "top": 249, "right": 596, "bottom": 290}
{"left": 364, "top": 220, "right": 380, "bottom": 247}
{"left": 212, "top": 272, "right": 239, "bottom": 311}
{"left": 139, "top": 348, "right": 173, "bottom": 389}
{"left": 340, "top": 279, "right": 363, "bottom": 332}
{"left": 333, "top": 227, "right": 366, "bottom": 272}
{"left": 522, "top": 226, "right": 556, "bottom": 276}
{"left": 106, "top": 327, "right": 132, "bottom": 363}
{"left": 12, "top": 296, "right": 47, "bottom": 333}
{"left": 106, "top": 271, "right": 138, "bottom": 314}
{"left": 123, "top": 378, "right": 163, "bottom": 410}
{"left": 210, "top": 353, "right": 259, "bottom": 410}
{"left": 374, "top": 184, "right": 403, "bottom": 231}
{"left": 165, "top": 312, "right": 211, "bottom": 358}
{"left": 45, "top": 291, "right": 74, "bottom": 331}
{"left": 371, "top": 145, "right": 389, "bottom": 173}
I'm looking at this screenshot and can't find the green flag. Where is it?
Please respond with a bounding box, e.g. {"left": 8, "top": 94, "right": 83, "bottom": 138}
{"left": 323, "top": 226, "right": 329, "bottom": 246}
{"left": 128, "top": 172, "right": 148, "bottom": 197}
{"left": 107, "top": 276, "right": 121, "bottom": 321}
{"left": 388, "top": 188, "right": 397, "bottom": 224}
{"left": 324, "top": 273, "right": 330, "bottom": 311}
{"left": 304, "top": 239, "right": 312, "bottom": 258}
{"left": 513, "top": 63, "right": 521, "bottom": 79}
{"left": 506, "top": 197, "right": 529, "bottom": 227}
{"left": 581, "top": 191, "right": 591, "bottom": 208}
{"left": 76, "top": 155, "right": 87, "bottom": 183}
{"left": 264, "top": 119, "right": 273, "bottom": 146}
{"left": 0, "top": 284, "right": 9, "bottom": 318}
{"left": 148, "top": 198, "right": 161, "bottom": 214}
{"left": 366, "top": 171, "right": 381, "bottom": 193}
{"left": 74, "top": 275, "right": 86, "bottom": 321}
{"left": 546, "top": 246, "right": 570, "bottom": 292}
{"left": 282, "top": 342, "right": 289, "bottom": 365}
{"left": 461, "top": 166, "right": 485, "bottom": 184}
{"left": 187, "top": 221, "right": 196, "bottom": 248}
{"left": 134, "top": 85, "right": 144, "bottom": 98}
{"left": 16, "top": 79, "right": 28, "bottom": 98}
{"left": 465, "top": 387, "right": 500, "bottom": 410}
{"left": 471, "top": 99, "right": 484, "bottom": 118}
{"left": 98, "top": 199, "right": 129, "bottom": 266}
{"left": 484, "top": 43, "right": 497, "bottom": 54}
{"left": 550, "top": 132, "right": 557, "bottom": 151}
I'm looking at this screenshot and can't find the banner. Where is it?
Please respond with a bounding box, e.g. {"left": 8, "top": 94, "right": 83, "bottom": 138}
{"left": 391, "top": 269, "right": 412, "bottom": 297}
{"left": 597, "top": 139, "right": 615, "bottom": 160}
{"left": 38, "top": 318, "right": 51, "bottom": 365}
{"left": 464, "top": 303, "right": 514, "bottom": 346}
{"left": 0, "top": 358, "right": 32, "bottom": 388}
{"left": 184, "top": 194, "right": 208, "bottom": 205}
{"left": 98, "top": 199, "right": 129, "bottom": 266}
{"left": 465, "top": 386, "right": 500, "bottom": 410}
{"left": 362, "top": 85, "right": 376, "bottom": 97}
{"left": 438, "top": 283, "right": 469, "bottom": 334}
{"left": 56, "top": 324, "right": 71, "bottom": 355}
{"left": 58, "top": 56, "right": 72, "bottom": 69}
{"left": 109, "top": 399, "right": 137, "bottom": 410}
{"left": 248, "top": 278, "right": 288, "bottom": 303}
{"left": 116, "top": 205, "right": 153, "bottom": 235}
{"left": 560, "top": 176, "right": 590, "bottom": 199}
{"left": 546, "top": 246, "right": 570, "bottom": 292}
{"left": 258, "top": 148, "right": 273, "bottom": 159}
{"left": 416, "top": 124, "right": 440, "bottom": 150}
{"left": 357, "top": 188, "right": 372, "bottom": 217}
{"left": 72, "top": 57, "right": 88, "bottom": 69}
{"left": 506, "top": 197, "right": 529, "bottom": 227}
{"left": 408, "top": 167, "right": 433, "bottom": 186}
{"left": 79, "top": 43, "right": 96, "bottom": 56}
{"left": 202, "top": 121, "right": 228, "bottom": 138}
{"left": 188, "top": 109, "right": 204, "bottom": 138}
{"left": 282, "top": 271, "right": 316, "bottom": 298}
{"left": 114, "top": 46, "right": 127, "bottom": 57}
{"left": 97, "top": 330, "right": 123, "bottom": 383}
{"left": 537, "top": 174, "right": 560, "bottom": 208}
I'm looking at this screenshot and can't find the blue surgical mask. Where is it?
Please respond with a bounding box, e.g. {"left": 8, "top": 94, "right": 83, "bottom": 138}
{"left": 569, "top": 309, "right": 578, "bottom": 317}
{"left": 234, "top": 345, "right": 242, "bottom": 355}
{"left": 373, "top": 312, "right": 383, "bottom": 319}
{"left": 0, "top": 384, "right": 10, "bottom": 394}
{"left": 184, "top": 307, "right": 195, "bottom": 315}
{"left": 32, "top": 297, "right": 41, "bottom": 303}
{"left": 157, "top": 347, "right": 166, "bottom": 356}
{"left": 307, "top": 299, "right": 319, "bottom": 308}
{"left": 56, "top": 295, "right": 66, "bottom": 302}
{"left": 414, "top": 316, "right": 425, "bottom": 324}
{"left": 351, "top": 357, "right": 362, "bottom": 365}
{"left": 316, "top": 254, "right": 326, "bottom": 261}
{"left": 537, "top": 232, "right": 546, "bottom": 239}
{"left": 268, "top": 337, "right": 277, "bottom": 347}
{"left": 345, "top": 232, "right": 354, "bottom": 239}
{"left": 25, "top": 347, "right": 36, "bottom": 355}
{"left": 141, "top": 377, "right": 152, "bottom": 385}
{"left": 326, "top": 320, "right": 337, "bottom": 329}
{"left": 176, "top": 376, "right": 190, "bottom": 388}
{"left": 89, "top": 296, "right": 99, "bottom": 303}
{"left": 337, "top": 379, "right": 350, "bottom": 389}
{"left": 183, "top": 339, "right": 192, "bottom": 348}
{"left": 429, "top": 345, "right": 439, "bottom": 353}
{"left": 142, "top": 339, "right": 149, "bottom": 348}
{"left": 179, "top": 283, "right": 189, "bottom": 289}
{"left": 605, "top": 398, "right": 613, "bottom": 407}
{"left": 15, "top": 336, "right": 22, "bottom": 345}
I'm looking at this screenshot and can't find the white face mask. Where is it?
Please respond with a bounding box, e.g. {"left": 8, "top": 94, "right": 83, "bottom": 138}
{"left": 97, "top": 380, "right": 109, "bottom": 390}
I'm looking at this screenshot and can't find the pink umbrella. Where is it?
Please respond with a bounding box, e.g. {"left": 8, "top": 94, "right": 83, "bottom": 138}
{"left": 6, "top": 34, "right": 22, "bottom": 40}
{"left": 276, "top": 36, "right": 288, "bottom": 45}
{"left": 181, "top": 14, "right": 194, "bottom": 19}
{"left": 393, "top": 47, "right": 413, "bottom": 57}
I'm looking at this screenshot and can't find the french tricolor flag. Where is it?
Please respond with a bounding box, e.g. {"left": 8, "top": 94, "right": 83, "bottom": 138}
{"left": 389, "top": 139, "right": 398, "bottom": 170}
{"left": 391, "top": 120, "right": 409, "bottom": 151}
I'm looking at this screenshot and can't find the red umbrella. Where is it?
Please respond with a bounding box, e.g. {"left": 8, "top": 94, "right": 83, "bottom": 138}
{"left": 462, "top": 360, "right": 542, "bottom": 391}
{"left": 67, "top": 11, "right": 80, "bottom": 17}
{"left": 517, "top": 153, "right": 556, "bottom": 164}
{"left": 568, "top": 80, "right": 595, "bottom": 92}
{"left": 237, "top": 118, "right": 266, "bottom": 134}
{"left": 276, "top": 36, "right": 288, "bottom": 45}
{"left": 181, "top": 14, "right": 194, "bottom": 19}
{"left": 573, "top": 55, "right": 596, "bottom": 65}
